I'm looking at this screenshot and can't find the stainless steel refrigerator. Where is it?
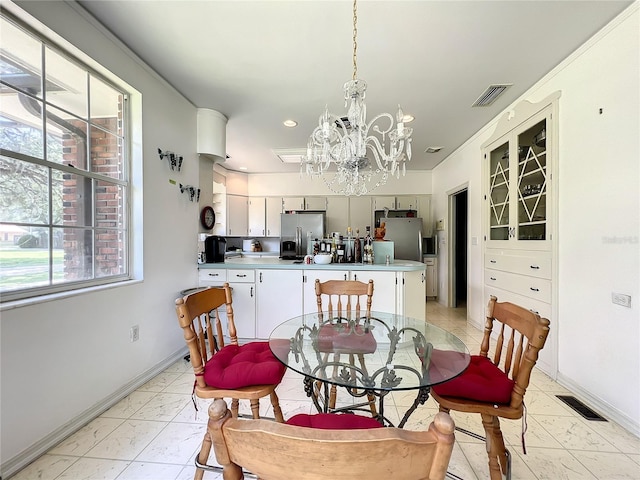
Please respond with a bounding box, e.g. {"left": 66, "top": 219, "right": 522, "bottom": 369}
{"left": 382, "top": 218, "right": 423, "bottom": 261}
{"left": 280, "top": 213, "right": 325, "bottom": 258}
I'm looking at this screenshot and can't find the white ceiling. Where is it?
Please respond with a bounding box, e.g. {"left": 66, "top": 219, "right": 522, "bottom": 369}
{"left": 77, "top": 0, "right": 632, "bottom": 174}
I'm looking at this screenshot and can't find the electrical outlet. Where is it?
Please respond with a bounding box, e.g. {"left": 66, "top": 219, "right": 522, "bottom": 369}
{"left": 130, "top": 325, "right": 140, "bottom": 342}
{"left": 612, "top": 293, "right": 631, "bottom": 308}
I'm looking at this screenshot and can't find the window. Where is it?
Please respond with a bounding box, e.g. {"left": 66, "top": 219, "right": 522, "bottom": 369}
{"left": 0, "top": 13, "right": 130, "bottom": 301}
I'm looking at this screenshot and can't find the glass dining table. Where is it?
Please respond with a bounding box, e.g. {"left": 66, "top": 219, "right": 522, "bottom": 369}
{"left": 269, "top": 310, "right": 470, "bottom": 427}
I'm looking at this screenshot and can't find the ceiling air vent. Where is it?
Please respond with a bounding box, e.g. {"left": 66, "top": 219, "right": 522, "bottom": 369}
{"left": 273, "top": 148, "right": 307, "bottom": 164}
{"left": 471, "top": 84, "right": 512, "bottom": 107}
{"left": 425, "top": 146, "right": 443, "bottom": 154}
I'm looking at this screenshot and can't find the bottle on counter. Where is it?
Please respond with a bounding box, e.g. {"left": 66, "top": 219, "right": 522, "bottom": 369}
{"left": 346, "top": 227, "right": 354, "bottom": 263}
{"left": 354, "top": 228, "right": 362, "bottom": 263}
{"left": 313, "top": 238, "right": 320, "bottom": 256}
{"left": 364, "top": 226, "right": 374, "bottom": 265}
{"left": 337, "top": 235, "right": 345, "bottom": 263}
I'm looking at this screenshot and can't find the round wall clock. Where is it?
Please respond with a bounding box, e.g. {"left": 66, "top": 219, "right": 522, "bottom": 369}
{"left": 200, "top": 206, "right": 215, "bottom": 230}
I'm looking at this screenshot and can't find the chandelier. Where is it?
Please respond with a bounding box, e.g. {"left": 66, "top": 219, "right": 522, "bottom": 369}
{"left": 301, "top": 0, "right": 413, "bottom": 196}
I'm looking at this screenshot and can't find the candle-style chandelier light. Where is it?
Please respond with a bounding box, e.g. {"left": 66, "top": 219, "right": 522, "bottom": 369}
{"left": 301, "top": 0, "right": 413, "bottom": 196}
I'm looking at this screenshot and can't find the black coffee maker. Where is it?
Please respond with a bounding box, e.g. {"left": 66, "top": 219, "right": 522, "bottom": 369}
{"left": 204, "top": 236, "right": 226, "bottom": 263}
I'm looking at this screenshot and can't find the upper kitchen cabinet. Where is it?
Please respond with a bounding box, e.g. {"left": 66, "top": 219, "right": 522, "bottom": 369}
{"left": 483, "top": 93, "right": 558, "bottom": 251}
{"left": 416, "top": 196, "right": 432, "bottom": 237}
{"left": 282, "top": 196, "right": 327, "bottom": 212}
{"left": 326, "top": 196, "right": 348, "bottom": 235}
{"left": 226, "top": 194, "right": 248, "bottom": 237}
{"left": 248, "top": 197, "right": 266, "bottom": 237}
{"left": 372, "top": 196, "right": 419, "bottom": 212}
{"left": 395, "top": 196, "right": 419, "bottom": 211}
{"left": 372, "top": 196, "right": 396, "bottom": 210}
{"left": 265, "top": 197, "right": 282, "bottom": 237}
{"left": 349, "top": 196, "right": 372, "bottom": 235}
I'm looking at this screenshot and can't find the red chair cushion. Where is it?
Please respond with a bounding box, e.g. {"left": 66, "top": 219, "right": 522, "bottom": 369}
{"left": 317, "top": 323, "right": 377, "bottom": 354}
{"left": 203, "top": 341, "right": 286, "bottom": 389}
{"left": 432, "top": 355, "right": 514, "bottom": 404}
{"left": 286, "top": 413, "right": 383, "bottom": 430}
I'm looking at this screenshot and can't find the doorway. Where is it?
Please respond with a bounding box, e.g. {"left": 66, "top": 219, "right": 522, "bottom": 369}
{"left": 448, "top": 188, "right": 468, "bottom": 309}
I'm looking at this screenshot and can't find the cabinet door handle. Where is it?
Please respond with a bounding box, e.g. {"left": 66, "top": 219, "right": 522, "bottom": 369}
{"left": 235, "top": 274, "right": 247, "bottom": 278}
{"left": 208, "top": 273, "right": 219, "bottom": 277}
{"left": 422, "top": 273, "right": 425, "bottom": 283}
{"left": 345, "top": 273, "right": 349, "bottom": 281}
{"left": 251, "top": 286, "right": 254, "bottom": 297}
{"left": 529, "top": 309, "right": 539, "bottom": 315}
{"left": 530, "top": 287, "right": 540, "bottom": 292}
{"left": 260, "top": 272, "right": 263, "bottom": 283}
{"left": 530, "top": 265, "right": 540, "bottom": 270}
{"left": 490, "top": 277, "right": 497, "bottom": 281}
{"left": 490, "top": 259, "right": 497, "bottom": 264}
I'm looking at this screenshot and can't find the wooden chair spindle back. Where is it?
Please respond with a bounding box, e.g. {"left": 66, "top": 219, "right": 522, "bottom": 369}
{"left": 315, "top": 279, "right": 374, "bottom": 318}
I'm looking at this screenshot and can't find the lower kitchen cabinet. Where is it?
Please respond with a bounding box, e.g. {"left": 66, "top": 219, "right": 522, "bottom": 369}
{"left": 424, "top": 257, "right": 438, "bottom": 297}
{"left": 352, "top": 270, "right": 397, "bottom": 314}
{"left": 401, "top": 269, "right": 426, "bottom": 320}
{"left": 302, "top": 269, "right": 349, "bottom": 314}
{"left": 255, "top": 269, "right": 303, "bottom": 339}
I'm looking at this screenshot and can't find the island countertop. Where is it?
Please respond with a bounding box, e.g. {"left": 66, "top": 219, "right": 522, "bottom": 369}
{"left": 199, "top": 257, "right": 425, "bottom": 272}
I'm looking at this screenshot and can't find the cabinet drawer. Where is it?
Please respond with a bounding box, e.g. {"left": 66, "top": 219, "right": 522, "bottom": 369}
{"left": 484, "top": 285, "right": 551, "bottom": 318}
{"left": 198, "top": 269, "right": 227, "bottom": 285}
{"left": 227, "top": 269, "right": 255, "bottom": 283}
{"left": 424, "top": 257, "right": 436, "bottom": 266}
{"left": 485, "top": 269, "right": 551, "bottom": 303}
{"left": 485, "top": 251, "right": 551, "bottom": 279}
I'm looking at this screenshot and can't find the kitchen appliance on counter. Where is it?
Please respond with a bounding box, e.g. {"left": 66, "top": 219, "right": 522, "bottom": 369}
{"left": 382, "top": 218, "right": 423, "bottom": 261}
{"left": 280, "top": 212, "right": 325, "bottom": 259}
{"left": 204, "top": 235, "right": 227, "bottom": 263}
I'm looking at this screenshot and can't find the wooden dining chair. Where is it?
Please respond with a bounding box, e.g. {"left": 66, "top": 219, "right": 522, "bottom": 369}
{"left": 314, "top": 278, "right": 376, "bottom": 414}
{"left": 175, "top": 284, "right": 286, "bottom": 480}
{"left": 207, "top": 398, "right": 456, "bottom": 480}
{"left": 431, "top": 295, "right": 550, "bottom": 480}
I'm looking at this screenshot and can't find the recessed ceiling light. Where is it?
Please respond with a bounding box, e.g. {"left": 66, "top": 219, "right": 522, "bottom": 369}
{"left": 402, "top": 114, "right": 414, "bottom": 123}
{"left": 283, "top": 120, "right": 298, "bottom": 127}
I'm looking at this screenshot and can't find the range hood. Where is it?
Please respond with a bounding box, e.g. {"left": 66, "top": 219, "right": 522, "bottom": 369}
{"left": 197, "top": 108, "right": 227, "bottom": 162}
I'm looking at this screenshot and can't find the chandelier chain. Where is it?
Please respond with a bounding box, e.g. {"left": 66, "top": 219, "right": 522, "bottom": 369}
{"left": 352, "top": 0, "right": 358, "bottom": 80}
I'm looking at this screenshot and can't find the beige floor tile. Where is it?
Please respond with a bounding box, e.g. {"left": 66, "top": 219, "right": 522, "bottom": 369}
{"left": 84, "top": 419, "right": 167, "bottom": 461}
{"left": 49, "top": 417, "right": 124, "bottom": 456}
{"left": 116, "top": 461, "right": 184, "bottom": 480}
{"left": 129, "top": 392, "right": 191, "bottom": 422}
{"left": 570, "top": 450, "right": 640, "bottom": 479}
{"left": 136, "top": 422, "right": 205, "bottom": 464}
{"left": 535, "top": 415, "right": 619, "bottom": 452}
{"left": 515, "top": 447, "right": 598, "bottom": 480}
{"left": 8, "top": 454, "right": 78, "bottom": 480}
{"left": 55, "top": 457, "right": 129, "bottom": 480}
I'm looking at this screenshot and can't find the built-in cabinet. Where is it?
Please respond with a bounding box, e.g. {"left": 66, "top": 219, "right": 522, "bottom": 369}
{"left": 282, "top": 196, "right": 327, "bottom": 212}
{"left": 255, "top": 269, "right": 303, "bottom": 339}
{"left": 424, "top": 257, "right": 437, "bottom": 297}
{"left": 372, "top": 196, "right": 418, "bottom": 211}
{"left": 200, "top": 264, "right": 425, "bottom": 340}
{"left": 248, "top": 197, "right": 266, "bottom": 237}
{"left": 482, "top": 92, "right": 559, "bottom": 377}
{"left": 265, "top": 197, "right": 282, "bottom": 237}
{"left": 348, "top": 196, "right": 372, "bottom": 235}
{"left": 226, "top": 195, "right": 248, "bottom": 237}
{"left": 325, "top": 196, "right": 349, "bottom": 236}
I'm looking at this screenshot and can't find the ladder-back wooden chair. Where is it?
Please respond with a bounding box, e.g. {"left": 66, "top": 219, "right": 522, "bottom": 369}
{"left": 431, "top": 295, "right": 550, "bottom": 480}
{"left": 314, "top": 278, "right": 376, "bottom": 415}
{"left": 207, "top": 398, "right": 456, "bottom": 480}
{"left": 175, "top": 284, "right": 286, "bottom": 480}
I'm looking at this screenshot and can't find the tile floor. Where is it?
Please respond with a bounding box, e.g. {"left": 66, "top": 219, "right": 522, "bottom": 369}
{"left": 10, "top": 302, "right": 640, "bottom": 480}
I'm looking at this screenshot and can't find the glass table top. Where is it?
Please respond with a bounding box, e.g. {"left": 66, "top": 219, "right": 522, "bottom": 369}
{"left": 269, "top": 311, "right": 470, "bottom": 392}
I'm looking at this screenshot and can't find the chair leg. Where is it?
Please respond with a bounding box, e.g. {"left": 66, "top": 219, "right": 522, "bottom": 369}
{"left": 249, "top": 398, "right": 260, "bottom": 419}
{"left": 230, "top": 398, "right": 240, "bottom": 418}
{"left": 194, "top": 429, "right": 212, "bottom": 480}
{"left": 270, "top": 391, "right": 285, "bottom": 423}
{"left": 481, "top": 413, "right": 508, "bottom": 480}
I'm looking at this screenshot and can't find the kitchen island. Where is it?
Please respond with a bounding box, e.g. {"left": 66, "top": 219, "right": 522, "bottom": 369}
{"left": 198, "top": 258, "right": 426, "bottom": 339}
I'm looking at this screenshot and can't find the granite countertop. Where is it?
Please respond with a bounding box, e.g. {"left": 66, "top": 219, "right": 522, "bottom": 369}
{"left": 199, "top": 257, "right": 426, "bottom": 272}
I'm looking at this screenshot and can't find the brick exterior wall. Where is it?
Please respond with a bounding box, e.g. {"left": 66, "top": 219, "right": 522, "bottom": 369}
{"left": 61, "top": 96, "right": 124, "bottom": 280}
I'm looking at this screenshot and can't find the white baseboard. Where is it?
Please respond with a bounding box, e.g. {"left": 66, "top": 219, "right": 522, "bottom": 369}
{"left": 1, "top": 348, "right": 188, "bottom": 479}
{"left": 556, "top": 372, "right": 640, "bottom": 438}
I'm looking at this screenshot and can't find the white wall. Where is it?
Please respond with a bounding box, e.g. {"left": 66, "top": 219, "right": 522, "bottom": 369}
{"left": 432, "top": 4, "right": 639, "bottom": 433}
{"left": 1, "top": 1, "right": 199, "bottom": 474}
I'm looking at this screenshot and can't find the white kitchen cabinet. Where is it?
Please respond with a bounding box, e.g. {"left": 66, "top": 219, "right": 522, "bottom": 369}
{"left": 226, "top": 194, "right": 248, "bottom": 237}
{"left": 248, "top": 197, "right": 266, "bottom": 237}
{"left": 372, "top": 196, "right": 396, "bottom": 210}
{"left": 265, "top": 197, "right": 282, "bottom": 237}
{"left": 255, "top": 269, "right": 303, "bottom": 339}
{"left": 424, "top": 257, "right": 437, "bottom": 298}
{"left": 282, "top": 197, "right": 305, "bottom": 211}
{"left": 351, "top": 270, "right": 397, "bottom": 314}
{"left": 227, "top": 269, "right": 256, "bottom": 339}
{"left": 326, "top": 196, "right": 349, "bottom": 236}
{"left": 401, "top": 269, "right": 426, "bottom": 320}
{"left": 302, "top": 269, "right": 350, "bottom": 314}
{"left": 417, "top": 196, "right": 432, "bottom": 237}
{"left": 395, "top": 196, "right": 418, "bottom": 211}
{"left": 482, "top": 92, "right": 559, "bottom": 378}
{"left": 304, "top": 196, "right": 327, "bottom": 211}
{"left": 348, "top": 196, "right": 372, "bottom": 236}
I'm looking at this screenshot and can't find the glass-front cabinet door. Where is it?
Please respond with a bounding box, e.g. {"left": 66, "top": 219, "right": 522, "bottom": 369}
{"left": 483, "top": 102, "right": 553, "bottom": 250}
